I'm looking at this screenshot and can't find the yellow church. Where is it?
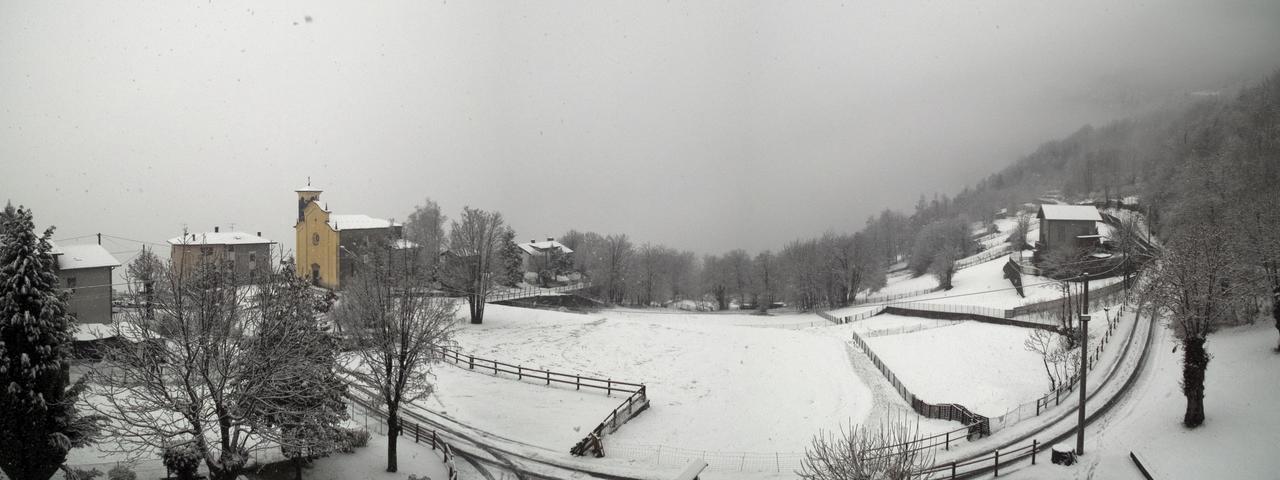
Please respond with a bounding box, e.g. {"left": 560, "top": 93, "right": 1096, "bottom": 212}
{"left": 294, "top": 185, "right": 411, "bottom": 289}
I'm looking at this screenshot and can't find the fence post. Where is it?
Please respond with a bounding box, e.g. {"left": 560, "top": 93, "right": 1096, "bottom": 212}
{"left": 776, "top": 452, "right": 780, "bottom": 473}
{"left": 1032, "top": 439, "right": 1038, "bottom": 465}
{"left": 951, "top": 462, "right": 956, "bottom": 479}
{"left": 994, "top": 449, "right": 999, "bottom": 476}
{"left": 945, "top": 431, "right": 949, "bottom": 450}
{"left": 415, "top": 423, "right": 420, "bottom": 443}
{"left": 576, "top": 375, "right": 581, "bottom": 390}
{"left": 518, "top": 365, "right": 523, "bottom": 380}
{"left": 469, "top": 355, "right": 474, "bottom": 370}
{"left": 608, "top": 379, "right": 613, "bottom": 396}
{"left": 494, "top": 360, "right": 498, "bottom": 375}
{"left": 432, "top": 430, "right": 438, "bottom": 450}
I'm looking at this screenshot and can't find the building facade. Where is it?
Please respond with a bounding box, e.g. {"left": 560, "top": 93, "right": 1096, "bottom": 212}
{"left": 167, "top": 228, "right": 274, "bottom": 280}
{"left": 52, "top": 243, "right": 121, "bottom": 324}
{"left": 1036, "top": 204, "right": 1102, "bottom": 254}
{"left": 294, "top": 186, "right": 410, "bottom": 289}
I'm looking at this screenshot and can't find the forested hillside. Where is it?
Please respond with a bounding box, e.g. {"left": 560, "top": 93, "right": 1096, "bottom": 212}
{"left": 494, "top": 70, "right": 1280, "bottom": 317}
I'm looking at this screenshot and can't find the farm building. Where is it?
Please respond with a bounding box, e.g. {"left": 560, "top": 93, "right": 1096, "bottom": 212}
{"left": 1036, "top": 204, "right": 1102, "bottom": 254}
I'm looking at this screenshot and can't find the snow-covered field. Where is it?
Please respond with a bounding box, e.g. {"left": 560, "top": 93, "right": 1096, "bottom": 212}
{"left": 449, "top": 305, "right": 874, "bottom": 454}
{"left": 862, "top": 321, "right": 1047, "bottom": 417}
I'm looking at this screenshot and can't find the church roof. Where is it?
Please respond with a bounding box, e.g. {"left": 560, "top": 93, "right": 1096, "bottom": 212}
{"left": 328, "top": 214, "right": 401, "bottom": 231}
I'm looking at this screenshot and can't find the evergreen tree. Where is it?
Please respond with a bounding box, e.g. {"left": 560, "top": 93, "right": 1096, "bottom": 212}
{"left": 0, "top": 204, "right": 100, "bottom": 480}
{"left": 251, "top": 260, "right": 348, "bottom": 480}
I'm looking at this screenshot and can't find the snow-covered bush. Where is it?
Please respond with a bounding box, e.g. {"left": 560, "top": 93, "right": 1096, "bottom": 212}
{"left": 162, "top": 442, "right": 201, "bottom": 480}
{"left": 66, "top": 468, "right": 103, "bottom": 480}
{"left": 107, "top": 465, "right": 137, "bottom": 480}
{"left": 407, "top": 475, "right": 433, "bottom": 480}
{"left": 337, "top": 428, "right": 370, "bottom": 452}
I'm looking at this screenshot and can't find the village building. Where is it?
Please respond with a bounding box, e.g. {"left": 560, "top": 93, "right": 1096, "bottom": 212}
{"left": 167, "top": 228, "right": 275, "bottom": 280}
{"left": 1036, "top": 204, "right": 1103, "bottom": 254}
{"left": 294, "top": 185, "right": 413, "bottom": 289}
{"left": 52, "top": 242, "right": 121, "bottom": 324}
{"left": 517, "top": 238, "right": 574, "bottom": 274}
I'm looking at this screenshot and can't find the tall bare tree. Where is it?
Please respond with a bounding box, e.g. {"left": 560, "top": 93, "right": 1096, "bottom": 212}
{"left": 90, "top": 256, "right": 340, "bottom": 480}
{"left": 404, "top": 198, "right": 447, "bottom": 271}
{"left": 334, "top": 241, "right": 457, "bottom": 472}
{"left": 442, "top": 207, "right": 509, "bottom": 324}
{"left": 1145, "top": 224, "right": 1256, "bottom": 427}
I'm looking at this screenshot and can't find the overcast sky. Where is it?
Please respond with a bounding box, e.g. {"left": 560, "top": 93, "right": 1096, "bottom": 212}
{"left": 2, "top": 0, "right": 1278, "bottom": 262}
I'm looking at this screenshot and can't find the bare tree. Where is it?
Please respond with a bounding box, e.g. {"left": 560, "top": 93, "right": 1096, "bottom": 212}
{"left": 404, "top": 198, "right": 447, "bottom": 271}
{"left": 89, "top": 257, "right": 340, "bottom": 480}
{"left": 334, "top": 242, "right": 456, "bottom": 472}
{"left": 1145, "top": 224, "right": 1256, "bottom": 427}
{"left": 798, "top": 413, "right": 935, "bottom": 480}
{"left": 441, "top": 207, "right": 509, "bottom": 324}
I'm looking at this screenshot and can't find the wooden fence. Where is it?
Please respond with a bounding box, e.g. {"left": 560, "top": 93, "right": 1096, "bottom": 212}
{"left": 816, "top": 306, "right": 886, "bottom": 325}
{"left": 345, "top": 391, "right": 460, "bottom": 480}
{"left": 846, "top": 322, "right": 990, "bottom": 448}
{"left": 432, "top": 345, "right": 644, "bottom": 397}
{"left": 425, "top": 345, "right": 651, "bottom": 458}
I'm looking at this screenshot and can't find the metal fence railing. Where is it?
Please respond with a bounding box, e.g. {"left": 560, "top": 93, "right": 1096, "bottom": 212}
{"left": 955, "top": 244, "right": 1011, "bottom": 270}
{"left": 485, "top": 281, "right": 593, "bottom": 302}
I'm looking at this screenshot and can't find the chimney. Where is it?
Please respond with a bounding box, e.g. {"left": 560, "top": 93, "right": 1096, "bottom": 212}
{"left": 529, "top": 239, "right": 535, "bottom": 244}
{"left": 256, "top": 231, "right": 262, "bottom": 237}
{"left": 214, "top": 226, "right": 220, "bottom": 233}
{"left": 546, "top": 237, "right": 554, "bottom": 242}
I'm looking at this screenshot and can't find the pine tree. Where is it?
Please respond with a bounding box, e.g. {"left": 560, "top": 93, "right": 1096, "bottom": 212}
{"left": 0, "top": 204, "right": 101, "bottom": 480}
{"left": 251, "top": 260, "right": 348, "bottom": 480}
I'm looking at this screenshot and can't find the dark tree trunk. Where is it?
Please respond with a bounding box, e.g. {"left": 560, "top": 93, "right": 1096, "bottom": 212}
{"left": 294, "top": 457, "right": 304, "bottom": 480}
{"left": 1272, "top": 284, "right": 1280, "bottom": 351}
{"left": 386, "top": 405, "right": 400, "bottom": 472}
{"left": 1181, "top": 336, "right": 1209, "bottom": 428}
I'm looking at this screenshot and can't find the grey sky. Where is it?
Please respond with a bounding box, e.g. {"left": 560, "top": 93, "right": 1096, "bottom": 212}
{"left": 2, "top": 0, "right": 1278, "bottom": 260}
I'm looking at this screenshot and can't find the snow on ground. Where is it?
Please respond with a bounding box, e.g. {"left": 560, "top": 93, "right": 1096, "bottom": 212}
{"left": 847, "top": 314, "right": 959, "bottom": 337}
{"left": 862, "top": 321, "right": 1047, "bottom": 417}
{"left": 243, "top": 430, "right": 451, "bottom": 480}
{"left": 450, "top": 305, "right": 874, "bottom": 454}
{"left": 902, "top": 256, "right": 1124, "bottom": 311}
{"left": 425, "top": 361, "right": 624, "bottom": 449}
{"left": 1028, "top": 322, "right": 1280, "bottom": 480}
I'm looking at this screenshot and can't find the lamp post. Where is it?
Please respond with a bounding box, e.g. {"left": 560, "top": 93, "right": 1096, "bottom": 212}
{"left": 1076, "top": 270, "right": 1090, "bottom": 455}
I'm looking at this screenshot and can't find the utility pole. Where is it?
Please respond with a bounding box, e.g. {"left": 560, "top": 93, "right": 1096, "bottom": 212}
{"left": 1077, "top": 272, "right": 1090, "bottom": 455}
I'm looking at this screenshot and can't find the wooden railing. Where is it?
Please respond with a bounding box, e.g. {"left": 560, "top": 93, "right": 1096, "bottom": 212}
{"left": 432, "top": 345, "right": 644, "bottom": 396}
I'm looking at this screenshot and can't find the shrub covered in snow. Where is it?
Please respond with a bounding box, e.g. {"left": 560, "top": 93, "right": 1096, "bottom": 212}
{"left": 107, "top": 465, "right": 137, "bottom": 480}
{"left": 162, "top": 442, "right": 201, "bottom": 480}
{"left": 337, "top": 428, "right": 371, "bottom": 453}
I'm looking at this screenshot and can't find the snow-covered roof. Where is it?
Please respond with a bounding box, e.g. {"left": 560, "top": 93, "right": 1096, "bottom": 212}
{"left": 328, "top": 214, "right": 400, "bottom": 231}
{"left": 392, "top": 239, "right": 418, "bottom": 250}
{"left": 296, "top": 186, "right": 323, "bottom": 192}
{"left": 517, "top": 240, "right": 573, "bottom": 255}
{"left": 55, "top": 244, "right": 121, "bottom": 270}
{"left": 167, "top": 232, "right": 274, "bottom": 246}
{"left": 74, "top": 322, "right": 145, "bottom": 341}
{"left": 1037, "top": 204, "right": 1102, "bottom": 222}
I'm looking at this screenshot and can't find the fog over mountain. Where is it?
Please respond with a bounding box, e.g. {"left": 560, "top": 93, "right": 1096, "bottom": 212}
{"left": 2, "top": 0, "right": 1278, "bottom": 256}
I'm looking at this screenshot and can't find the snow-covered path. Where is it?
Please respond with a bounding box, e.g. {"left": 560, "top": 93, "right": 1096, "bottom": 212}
{"left": 1047, "top": 322, "right": 1280, "bottom": 479}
